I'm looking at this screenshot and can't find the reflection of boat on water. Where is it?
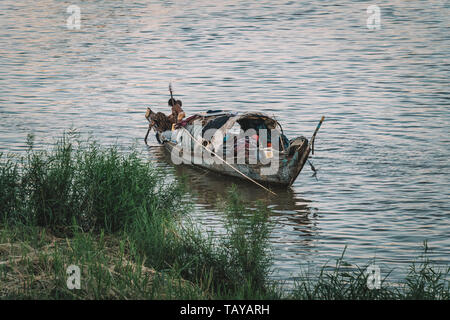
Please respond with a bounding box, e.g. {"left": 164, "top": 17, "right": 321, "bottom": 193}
{"left": 150, "top": 144, "right": 320, "bottom": 246}
{"left": 146, "top": 110, "right": 324, "bottom": 188}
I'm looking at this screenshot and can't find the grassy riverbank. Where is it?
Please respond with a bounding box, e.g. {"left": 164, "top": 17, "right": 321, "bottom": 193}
{"left": 0, "top": 135, "right": 448, "bottom": 299}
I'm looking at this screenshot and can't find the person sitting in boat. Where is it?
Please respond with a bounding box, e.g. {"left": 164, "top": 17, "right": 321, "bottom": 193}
{"left": 168, "top": 99, "right": 186, "bottom": 128}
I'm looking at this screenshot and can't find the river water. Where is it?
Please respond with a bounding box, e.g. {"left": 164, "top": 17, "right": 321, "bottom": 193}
{"left": 1, "top": 0, "right": 449, "bottom": 283}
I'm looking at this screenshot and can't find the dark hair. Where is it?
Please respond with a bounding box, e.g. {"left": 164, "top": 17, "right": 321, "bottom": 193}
{"left": 176, "top": 100, "right": 182, "bottom": 107}
{"left": 168, "top": 98, "right": 176, "bottom": 106}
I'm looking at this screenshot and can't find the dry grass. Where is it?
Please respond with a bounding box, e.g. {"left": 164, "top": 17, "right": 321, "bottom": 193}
{"left": 0, "top": 228, "right": 206, "bottom": 299}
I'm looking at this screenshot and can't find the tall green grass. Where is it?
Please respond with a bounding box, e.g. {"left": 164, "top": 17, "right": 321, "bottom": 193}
{"left": 0, "top": 134, "right": 277, "bottom": 299}
{"left": 1, "top": 134, "right": 184, "bottom": 234}
{"left": 0, "top": 134, "right": 448, "bottom": 300}
{"left": 126, "top": 185, "right": 277, "bottom": 299}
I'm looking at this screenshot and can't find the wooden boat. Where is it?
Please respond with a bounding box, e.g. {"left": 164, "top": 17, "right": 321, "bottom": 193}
{"left": 148, "top": 110, "right": 324, "bottom": 187}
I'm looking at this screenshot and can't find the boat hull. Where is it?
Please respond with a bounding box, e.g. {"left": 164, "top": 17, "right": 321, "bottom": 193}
{"left": 159, "top": 135, "right": 310, "bottom": 187}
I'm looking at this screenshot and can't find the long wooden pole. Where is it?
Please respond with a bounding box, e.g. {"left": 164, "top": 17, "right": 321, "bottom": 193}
{"left": 310, "top": 116, "right": 325, "bottom": 155}
{"left": 181, "top": 127, "right": 277, "bottom": 196}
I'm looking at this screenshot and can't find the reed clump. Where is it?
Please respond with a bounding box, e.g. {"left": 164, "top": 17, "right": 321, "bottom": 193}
{"left": 0, "top": 135, "right": 448, "bottom": 299}
{"left": 0, "top": 134, "right": 276, "bottom": 299}
{"left": 290, "top": 243, "right": 449, "bottom": 300}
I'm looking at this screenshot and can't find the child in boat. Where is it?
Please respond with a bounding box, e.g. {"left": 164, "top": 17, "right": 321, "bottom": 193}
{"left": 146, "top": 99, "right": 185, "bottom": 132}
{"left": 168, "top": 99, "right": 186, "bottom": 126}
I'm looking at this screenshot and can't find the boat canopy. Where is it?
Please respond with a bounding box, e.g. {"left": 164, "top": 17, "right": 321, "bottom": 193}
{"left": 199, "top": 112, "right": 283, "bottom": 151}
{"left": 202, "top": 112, "right": 282, "bottom": 132}
{"left": 166, "top": 111, "right": 287, "bottom": 154}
